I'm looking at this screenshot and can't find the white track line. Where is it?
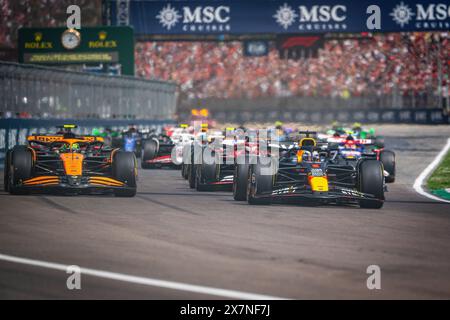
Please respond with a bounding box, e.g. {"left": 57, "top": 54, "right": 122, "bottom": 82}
{"left": 413, "top": 137, "right": 450, "bottom": 204}
{"left": 0, "top": 253, "right": 286, "bottom": 300}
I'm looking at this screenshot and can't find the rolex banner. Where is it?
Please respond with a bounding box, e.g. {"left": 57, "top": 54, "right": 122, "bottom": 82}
{"left": 106, "top": 0, "right": 450, "bottom": 35}
{"left": 18, "top": 26, "right": 135, "bottom": 75}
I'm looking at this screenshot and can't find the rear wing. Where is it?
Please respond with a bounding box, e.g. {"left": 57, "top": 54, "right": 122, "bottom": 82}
{"left": 27, "top": 135, "right": 104, "bottom": 143}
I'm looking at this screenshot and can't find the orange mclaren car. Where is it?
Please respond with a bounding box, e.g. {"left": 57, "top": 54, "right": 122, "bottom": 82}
{"left": 3, "top": 125, "right": 137, "bottom": 196}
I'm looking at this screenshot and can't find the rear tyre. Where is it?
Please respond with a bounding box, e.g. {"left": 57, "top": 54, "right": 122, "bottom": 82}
{"left": 3, "top": 149, "right": 11, "bottom": 192}
{"left": 247, "top": 158, "right": 274, "bottom": 205}
{"left": 187, "top": 145, "right": 198, "bottom": 189}
{"left": 113, "top": 151, "right": 137, "bottom": 197}
{"left": 358, "top": 160, "right": 384, "bottom": 209}
{"left": 9, "top": 146, "right": 33, "bottom": 195}
{"left": 379, "top": 150, "right": 395, "bottom": 183}
{"left": 233, "top": 162, "right": 249, "bottom": 201}
{"left": 181, "top": 164, "right": 187, "bottom": 179}
{"left": 196, "top": 161, "right": 217, "bottom": 191}
{"left": 181, "top": 144, "right": 191, "bottom": 179}
{"left": 188, "top": 164, "right": 196, "bottom": 189}
{"left": 141, "top": 139, "right": 158, "bottom": 169}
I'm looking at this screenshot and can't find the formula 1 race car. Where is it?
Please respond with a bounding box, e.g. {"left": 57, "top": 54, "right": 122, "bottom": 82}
{"left": 141, "top": 133, "right": 178, "bottom": 169}
{"left": 330, "top": 135, "right": 396, "bottom": 183}
{"left": 192, "top": 139, "right": 236, "bottom": 191}
{"left": 318, "top": 130, "right": 395, "bottom": 183}
{"left": 111, "top": 125, "right": 152, "bottom": 158}
{"left": 3, "top": 125, "right": 137, "bottom": 196}
{"left": 232, "top": 129, "right": 298, "bottom": 201}
{"left": 244, "top": 132, "right": 385, "bottom": 208}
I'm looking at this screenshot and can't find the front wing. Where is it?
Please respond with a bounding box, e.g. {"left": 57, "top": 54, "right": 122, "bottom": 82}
{"left": 17, "top": 175, "right": 134, "bottom": 194}
{"left": 256, "top": 185, "right": 383, "bottom": 203}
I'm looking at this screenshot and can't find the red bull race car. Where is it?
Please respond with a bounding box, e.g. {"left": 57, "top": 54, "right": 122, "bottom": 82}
{"left": 243, "top": 132, "right": 386, "bottom": 209}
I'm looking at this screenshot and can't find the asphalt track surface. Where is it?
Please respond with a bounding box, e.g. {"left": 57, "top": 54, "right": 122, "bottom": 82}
{"left": 1, "top": 124, "right": 450, "bottom": 299}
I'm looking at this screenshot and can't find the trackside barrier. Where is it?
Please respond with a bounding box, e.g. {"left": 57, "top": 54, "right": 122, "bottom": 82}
{"left": 0, "top": 62, "right": 178, "bottom": 120}
{"left": 190, "top": 108, "right": 449, "bottom": 124}
{"left": 0, "top": 119, "right": 175, "bottom": 169}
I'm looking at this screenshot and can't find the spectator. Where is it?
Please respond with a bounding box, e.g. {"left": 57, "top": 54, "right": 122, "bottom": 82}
{"left": 135, "top": 32, "right": 449, "bottom": 100}
{"left": 0, "top": 0, "right": 101, "bottom": 49}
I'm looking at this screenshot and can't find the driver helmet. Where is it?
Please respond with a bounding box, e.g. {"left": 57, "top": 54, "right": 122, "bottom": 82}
{"left": 92, "top": 128, "right": 100, "bottom": 136}
{"left": 72, "top": 143, "right": 80, "bottom": 152}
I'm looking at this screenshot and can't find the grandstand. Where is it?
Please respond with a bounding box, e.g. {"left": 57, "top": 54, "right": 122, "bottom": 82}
{"left": 135, "top": 33, "right": 449, "bottom": 111}
{"left": 0, "top": 0, "right": 101, "bottom": 49}
{"left": 0, "top": 1, "right": 448, "bottom": 121}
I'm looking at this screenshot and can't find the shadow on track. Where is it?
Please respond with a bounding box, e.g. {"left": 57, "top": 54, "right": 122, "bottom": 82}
{"left": 136, "top": 194, "right": 201, "bottom": 216}
{"left": 38, "top": 197, "right": 79, "bottom": 214}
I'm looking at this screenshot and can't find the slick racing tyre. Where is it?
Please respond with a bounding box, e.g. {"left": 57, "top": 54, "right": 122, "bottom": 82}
{"left": 141, "top": 139, "right": 158, "bottom": 169}
{"left": 195, "top": 160, "right": 218, "bottom": 192}
{"left": 113, "top": 151, "right": 137, "bottom": 197}
{"left": 3, "top": 149, "right": 11, "bottom": 192}
{"left": 247, "top": 158, "right": 275, "bottom": 205}
{"left": 358, "top": 160, "right": 384, "bottom": 209}
{"left": 181, "top": 163, "right": 188, "bottom": 179}
{"left": 9, "top": 146, "right": 33, "bottom": 195}
{"left": 181, "top": 144, "right": 191, "bottom": 179}
{"left": 233, "top": 161, "right": 249, "bottom": 201}
{"left": 379, "top": 150, "right": 396, "bottom": 183}
{"left": 188, "top": 144, "right": 199, "bottom": 189}
{"left": 188, "top": 164, "right": 196, "bottom": 189}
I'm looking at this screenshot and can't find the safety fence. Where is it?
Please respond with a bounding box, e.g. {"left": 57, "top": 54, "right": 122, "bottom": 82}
{"left": 181, "top": 92, "right": 445, "bottom": 112}
{"left": 178, "top": 108, "right": 449, "bottom": 125}
{"left": 0, "top": 62, "right": 178, "bottom": 120}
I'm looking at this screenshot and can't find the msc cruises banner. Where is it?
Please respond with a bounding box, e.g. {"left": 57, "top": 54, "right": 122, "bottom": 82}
{"left": 107, "top": 0, "right": 450, "bottom": 35}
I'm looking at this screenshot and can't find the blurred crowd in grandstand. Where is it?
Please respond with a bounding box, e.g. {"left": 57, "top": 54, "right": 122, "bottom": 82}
{"left": 0, "top": 0, "right": 101, "bottom": 48}
{"left": 0, "top": 0, "right": 449, "bottom": 119}
{"left": 135, "top": 33, "right": 449, "bottom": 101}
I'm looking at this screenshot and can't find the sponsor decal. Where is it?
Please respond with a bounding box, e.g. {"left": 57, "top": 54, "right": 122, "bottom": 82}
{"left": 340, "top": 188, "right": 366, "bottom": 197}
{"left": 243, "top": 40, "right": 269, "bottom": 57}
{"left": 157, "top": 3, "right": 231, "bottom": 32}
{"left": 149, "top": 155, "right": 173, "bottom": 164}
{"left": 157, "top": 4, "right": 182, "bottom": 30}
{"left": 390, "top": 2, "right": 415, "bottom": 27}
{"left": 310, "top": 168, "right": 324, "bottom": 177}
{"left": 273, "top": 3, "right": 298, "bottom": 30}
{"left": 272, "top": 186, "right": 298, "bottom": 195}
{"left": 274, "top": 3, "right": 347, "bottom": 31}
{"left": 24, "top": 32, "right": 53, "bottom": 49}
{"left": 88, "top": 31, "right": 117, "bottom": 49}
{"left": 391, "top": 2, "right": 450, "bottom": 30}
{"left": 24, "top": 52, "right": 117, "bottom": 64}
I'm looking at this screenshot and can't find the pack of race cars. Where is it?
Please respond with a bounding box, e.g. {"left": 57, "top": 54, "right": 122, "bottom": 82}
{"left": 178, "top": 122, "right": 395, "bottom": 209}
{"left": 3, "top": 122, "right": 395, "bottom": 209}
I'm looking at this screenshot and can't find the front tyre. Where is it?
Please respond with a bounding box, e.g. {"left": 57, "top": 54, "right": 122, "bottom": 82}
{"left": 113, "top": 151, "right": 137, "bottom": 197}
{"left": 247, "top": 158, "right": 274, "bottom": 205}
{"left": 195, "top": 161, "right": 217, "bottom": 192}
{"left": 9, "top": 146, "right": 33, "bottom": 195}
{"left": 358, "top": 160, "right": 384, "bottom": 209}
{"left": 3, "top": 149, "right": 11, "bottom": 192}
{"left": 233, "top": 162, "right": 249, "bottom": 201}
{"left": 141, "top": 139, "right": 158, "bottom": 169}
